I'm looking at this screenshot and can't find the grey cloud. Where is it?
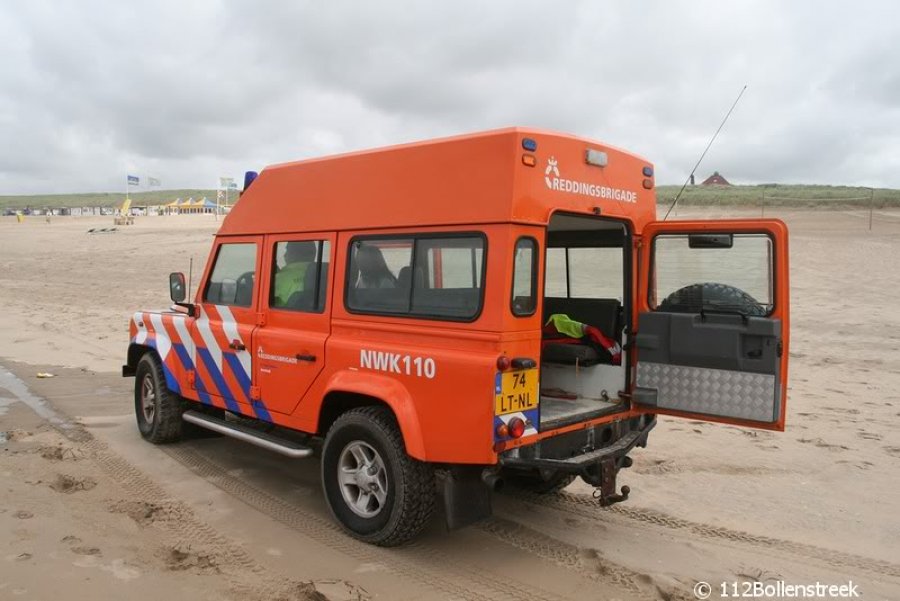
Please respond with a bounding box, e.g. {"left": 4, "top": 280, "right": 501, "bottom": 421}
{"left": 1, "top": 0, "right": 899, "bottom": 193}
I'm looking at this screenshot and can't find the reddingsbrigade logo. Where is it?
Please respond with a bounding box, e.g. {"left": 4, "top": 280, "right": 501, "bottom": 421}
{"left": 544, "top": 156, "right": 637, "bottom": 203}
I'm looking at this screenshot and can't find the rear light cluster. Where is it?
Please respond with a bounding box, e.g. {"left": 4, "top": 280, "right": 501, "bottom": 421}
{"left": 507, "top": 417, "right": 526, "bottom": 438}
{"left": 642, "top": 165, "right": 654, "bottom": 189}
{"left": 495, "top": 417, "right": 526, "bottom": 440}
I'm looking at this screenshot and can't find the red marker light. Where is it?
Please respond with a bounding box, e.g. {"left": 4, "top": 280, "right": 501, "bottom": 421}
{"left": 495, "top": 423, "right": 509, "bottom": 438}
{"left": 496, "top": 356, "right": 511, "bottom": 371}
{"left": 508, "top": 417, "right": 526, "bottom": 439}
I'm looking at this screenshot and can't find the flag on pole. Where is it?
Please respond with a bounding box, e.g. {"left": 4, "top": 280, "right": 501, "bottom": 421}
{"left": 148, "top": 177, "right": 161, "bottom": 186}
{"left": 127, "top": 175, "right": 140, "bottom": 186}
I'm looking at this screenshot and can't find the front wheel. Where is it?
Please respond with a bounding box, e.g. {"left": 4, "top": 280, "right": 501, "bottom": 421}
{"left": 321, "top": 407, "right": 435, "bottom": 546}
{"left": 134, "top": 353, "right": 184, "bottom": 443}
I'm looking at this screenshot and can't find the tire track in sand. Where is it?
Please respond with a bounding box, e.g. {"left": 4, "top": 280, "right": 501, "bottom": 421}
{"left": 162, "top": 444, "right": 579, "bottom": 601}
{"left": 505, "top": 488, "right": 900, "bottom": 580}
{"left": 476, "top": 517, "right": 681, "bottom": 601}
{"left": 84, "top": 437, "right": 348, "bottom": 600}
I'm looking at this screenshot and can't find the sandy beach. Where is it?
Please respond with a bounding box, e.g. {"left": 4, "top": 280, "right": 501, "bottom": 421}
{"left": 1, "top": 208, "right": 899, "bottom": 600}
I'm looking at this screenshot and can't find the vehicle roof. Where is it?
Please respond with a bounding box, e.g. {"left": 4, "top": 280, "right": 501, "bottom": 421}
{"left": 217, "top": 127, "right": 656, "bottom": 236}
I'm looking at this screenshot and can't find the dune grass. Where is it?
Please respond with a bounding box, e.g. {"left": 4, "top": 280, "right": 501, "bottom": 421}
{"left": 2, "top": 184, "right": 899, "bottom": 211}
{"left": 655, "top": 184, "right": 900, "bottom": 208}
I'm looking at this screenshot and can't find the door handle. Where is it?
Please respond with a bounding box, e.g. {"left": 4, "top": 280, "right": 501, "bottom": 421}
{"left": 295, "top": 354, "right": 317, "bottom": 362}
{"left": 229, "top": 340, "right": 246, "bottom": 351}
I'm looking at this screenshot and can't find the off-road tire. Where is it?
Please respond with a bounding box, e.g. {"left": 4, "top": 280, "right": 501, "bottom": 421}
{"left": 504, "top": 469, "right": 578, "bottom": 494}
{"left": 659, "top": 282, "right": 766, "bottom": 316}
{"left": 321, "top": 406, "right": 435, "bottom": 546}
{"left": 134, "top": 352, "right": 184, "bottom": 443}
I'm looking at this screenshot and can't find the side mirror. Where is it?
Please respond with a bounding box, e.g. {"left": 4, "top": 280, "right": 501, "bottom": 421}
{"left": 169, "top": 272, "right": 187, "bottom": 303}
{"left": 688, "top": 233, "right": 733, "bottom": 249}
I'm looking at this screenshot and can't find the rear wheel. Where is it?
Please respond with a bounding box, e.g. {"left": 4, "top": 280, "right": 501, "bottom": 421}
{"left": 504, "top": 469, "right": 577, "bottom": 494}
{"left": 134, "top": 353, "right": 184, "bottom": 443}
{"left": 321, "top": 407, "right": 434, "bottom": 546}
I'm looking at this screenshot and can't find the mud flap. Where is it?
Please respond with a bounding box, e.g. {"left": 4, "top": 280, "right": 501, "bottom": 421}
{"left": 440, "top": 467, "right": 492, "bottom": 530}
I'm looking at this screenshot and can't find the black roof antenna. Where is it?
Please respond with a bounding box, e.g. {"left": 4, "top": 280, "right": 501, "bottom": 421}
{"left": 663, "top": 85, "right": 748, "bottom": 221}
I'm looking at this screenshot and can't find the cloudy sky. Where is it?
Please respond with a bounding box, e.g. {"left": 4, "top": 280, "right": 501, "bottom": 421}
{"left": 1, "top": 1, "right": 898, "bottom": 194}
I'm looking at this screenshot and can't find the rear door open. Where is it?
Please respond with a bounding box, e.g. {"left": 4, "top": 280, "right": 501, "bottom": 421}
{"left": 633, "top": 220, "right": 789, "bottom": 431}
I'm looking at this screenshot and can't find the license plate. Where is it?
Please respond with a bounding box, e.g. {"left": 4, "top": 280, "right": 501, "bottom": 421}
{"left": 494, "top": 369, "right": 539, "bottom": 415}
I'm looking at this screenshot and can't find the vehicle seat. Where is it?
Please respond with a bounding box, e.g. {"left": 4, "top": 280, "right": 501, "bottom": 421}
{"left": 397, "top": 265, "right": 424, "bottom": 290}
{"left": 541, "top": 298, "right": 621, "bottom": 366}
{"left": 233, "top": 271, "right": 255, "bottom": 307}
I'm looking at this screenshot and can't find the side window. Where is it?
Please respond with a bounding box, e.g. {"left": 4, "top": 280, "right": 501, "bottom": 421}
{"left": 544, "top": 247, "right": 567, "bottom": 297}
{"left": 652, "top": 233, "right": 774, "bottom": 314}
{"left": 568, "top": 248, "right": 624, "bottom": 301}
{"left": 346, "top": 235, "right": 486, "bottom": 320}
{"left": 270, "top": 240, "right": 331, "bottom": 313}
{"left": 347, "top": 238, "right": 413, "bottom": 313}
{"left": 511, "top": 237, "right": 538, "bottom": 316}
{"left": 203, "top": 243, "right": 257, "bottom": 307}
{"left": 413, "top": 237, "right": 484, "bottom": 319}
{"left": 544, "top": 247, "right": 623, "bottom": 300}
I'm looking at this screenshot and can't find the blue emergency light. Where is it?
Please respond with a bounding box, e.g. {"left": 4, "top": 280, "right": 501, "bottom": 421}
{"left": 243, "top": 170, "right": 258, "bottom": 191}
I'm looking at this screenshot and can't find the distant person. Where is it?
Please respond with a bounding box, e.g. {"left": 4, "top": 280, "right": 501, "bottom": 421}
{"left": 356, "top": 245, "right": 397, "bottom": 288}
{"left": 273, "top": 241, "right": 317, "bottom": 306}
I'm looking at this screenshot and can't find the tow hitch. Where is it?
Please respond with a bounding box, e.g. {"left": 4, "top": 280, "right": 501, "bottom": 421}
{"left": 587, "top": 456, "right": 632, "bottom": 507}
{"left": 499, "top": 416, "right": 655, "bottom": 508}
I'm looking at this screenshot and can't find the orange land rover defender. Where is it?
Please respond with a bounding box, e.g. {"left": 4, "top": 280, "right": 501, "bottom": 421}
{"left": 123, "top": 128, "right": 789, "bottom": 546}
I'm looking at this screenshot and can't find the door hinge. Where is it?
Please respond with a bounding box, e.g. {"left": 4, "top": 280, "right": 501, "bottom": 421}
{"left": 256, "top": 312, "right": 266, "bottom": 326}
{"left": 249, "top": 386, "right": 261, "bottom": 400}
{"left": 187, "top": 370, "right": 196, "bottom": 390}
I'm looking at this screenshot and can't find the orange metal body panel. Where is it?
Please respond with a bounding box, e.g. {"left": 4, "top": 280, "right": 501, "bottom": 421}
{"left": 217, "top": 128, "right": 656, "bottom": 236}
{"left": 128, "top": 127, "right": 790, "bottom": 466}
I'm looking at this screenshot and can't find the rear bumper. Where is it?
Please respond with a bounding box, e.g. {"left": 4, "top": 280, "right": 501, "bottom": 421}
{"left": 498, "top": 414, "right": 656, "bottom": 476}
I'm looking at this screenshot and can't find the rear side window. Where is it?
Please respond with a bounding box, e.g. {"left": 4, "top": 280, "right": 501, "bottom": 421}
{"left": 270, "top": 240, "right": 331, "bottom": 313}
{"left": 346, "top": 235, "right": 486, "bottom": 320}
{"left": 204, "top": 243, "right": 257, "bottom": 307}
{"left": 511, "top": 237, "right": 537, "bottom": 316}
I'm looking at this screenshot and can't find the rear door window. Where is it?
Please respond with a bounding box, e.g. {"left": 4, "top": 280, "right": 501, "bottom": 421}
{"left": 270, "top": 240, "right": 331, "bottom": 313}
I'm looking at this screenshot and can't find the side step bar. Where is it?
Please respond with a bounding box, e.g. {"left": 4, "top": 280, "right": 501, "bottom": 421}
{"left": 182, "top": 410, "right": 313, "bottom": 458}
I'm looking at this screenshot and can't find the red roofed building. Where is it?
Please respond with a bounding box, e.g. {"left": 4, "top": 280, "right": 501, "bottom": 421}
{"left": 702, "top": 171, "right": 731, "bottom": 186}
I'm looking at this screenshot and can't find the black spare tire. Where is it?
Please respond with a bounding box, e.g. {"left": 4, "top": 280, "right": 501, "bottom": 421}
{"left": 658, "top": 282, "right": 766, "bottom": 316}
